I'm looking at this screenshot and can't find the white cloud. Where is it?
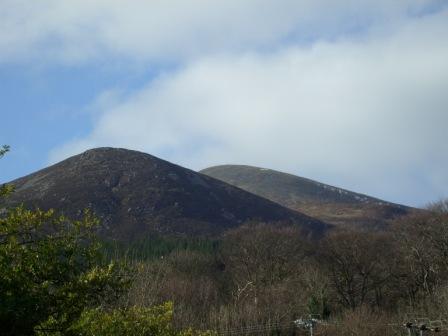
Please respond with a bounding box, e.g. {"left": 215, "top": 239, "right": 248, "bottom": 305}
{"left": 0, "top": 0, "right": 444, "bottom": 64}
{"left": 50, "top": 8, "right": 448, "bottom": 206}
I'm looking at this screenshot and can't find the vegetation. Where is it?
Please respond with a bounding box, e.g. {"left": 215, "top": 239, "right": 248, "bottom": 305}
{"left": 0, "top": 147, "right": 212, "bottom": 336}
{"left": 56, "top": 302, "right": 212, "bottom": 336}
{"left": 103, "top": 235, "right": 220, "bottom": 261}
{"left": 66, "top": 303, "right": 176, "bottom": 336}
{"left": 3, "top": 145, "right": 448, "bottom": 335}
{"left": 120, "top": 214, "right": 448, "bottom": 334}
{"left": 427, "top": 198, "right": 448, "bottom": 214}
{"left": 0, "top": 206, "right": 130, "bottom": 335}
{"left": 0, "top": 145, "right": 14, "bottom": 197}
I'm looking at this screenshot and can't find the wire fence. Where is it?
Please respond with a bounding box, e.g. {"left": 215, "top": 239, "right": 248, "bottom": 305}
{"left": 216, "top": 321, "right": 297, "bottom": 335}
{"left": 215, "top": 315, "right": 448, "bottom": 336}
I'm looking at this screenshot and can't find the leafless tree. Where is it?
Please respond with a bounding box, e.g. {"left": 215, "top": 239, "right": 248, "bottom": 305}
{"left": 319, "top": 230, "right": 393, "bottom": 310}
{"left": 221, "top": 223, "right": 309, "bottom": 305}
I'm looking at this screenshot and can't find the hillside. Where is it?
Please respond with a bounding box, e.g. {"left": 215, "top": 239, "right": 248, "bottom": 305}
{"left": 1, "top": 148, "right": 328, "bottom": 240}
{"left": 200, "top": 165, "right": 412, "bottom": 228}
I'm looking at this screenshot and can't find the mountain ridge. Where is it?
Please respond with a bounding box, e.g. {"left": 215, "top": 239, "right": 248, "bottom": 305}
{"left": 200, "top": 164, "right": 412, "bottom": 228}
{"left": 2, "top": 148, "right": 329, "bottom": 240}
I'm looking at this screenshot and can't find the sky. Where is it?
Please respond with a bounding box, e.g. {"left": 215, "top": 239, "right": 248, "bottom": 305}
{"left": 1, "top": 0, "right": 448, "bottom": 207}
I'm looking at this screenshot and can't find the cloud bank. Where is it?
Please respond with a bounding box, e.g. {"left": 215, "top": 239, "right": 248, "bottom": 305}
{"left": 2, "top": 0, "right": 447, "bottom": 206}
{"left": 1, "top": 0, "right": 444, "bottom": 64}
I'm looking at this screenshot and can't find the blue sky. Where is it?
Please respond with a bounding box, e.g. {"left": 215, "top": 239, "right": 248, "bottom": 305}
{"left": 1, "top": 0, "right": 448, "bottom": 207}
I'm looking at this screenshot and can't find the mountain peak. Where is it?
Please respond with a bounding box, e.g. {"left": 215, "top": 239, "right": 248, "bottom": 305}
{"left": 3, "top": 148, "right": 329, "bottom": 240}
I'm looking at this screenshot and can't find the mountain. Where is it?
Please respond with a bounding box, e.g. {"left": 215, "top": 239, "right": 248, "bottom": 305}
{"left": 200, "top": 165, "right": 412, "bottom": 228}
{"left": 1, "top": 148, "right": 329, "bottom": 240}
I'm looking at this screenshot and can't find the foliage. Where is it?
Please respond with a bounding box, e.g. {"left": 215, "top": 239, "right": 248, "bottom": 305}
{"left": 55, "top": 302, "right": 215, "bottom": 336}
{"left": 0, "top": 206, "right": 129, "bottom": 335}
{"left": 307, "top": 291, "right": 331, "bottom": 319}
{"left": 1, "top": 145, "right": 212, "bottom": 336}
{"left": 0, "top": 145, "right": 14, "bottom": 198}
{"left": 6, "top": 144, "right": 448, "bottom": 335}
{"left": 104, "top": 235, "right": 220, "bottom": 261}
{"left": 0, "top": 144, "right": 9, "bottom": 157}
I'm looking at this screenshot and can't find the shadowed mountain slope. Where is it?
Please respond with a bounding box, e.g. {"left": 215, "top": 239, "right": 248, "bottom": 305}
{"left": 2, "top": 148, "right": 329, "bottom": 240}
{"left": 200, "top": 165, "right": 412, "bottom": 228}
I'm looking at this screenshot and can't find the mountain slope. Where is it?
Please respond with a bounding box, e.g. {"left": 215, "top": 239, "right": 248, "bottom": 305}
{"left": 2, "top": 148, "right": 328, "bottom": 240}
{"left": 200, "top": 165, "right": 411, "bottom": 228}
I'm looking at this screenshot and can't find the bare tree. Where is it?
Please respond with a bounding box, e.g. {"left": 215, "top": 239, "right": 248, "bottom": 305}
{"left": 221, "top": 223, "right": 309, "bottom": 304}
{"left": 391, "top": 213, "right": 448, "bottom": 306}
{"left": 319, "top": 230, "right": 393, "bottom": 310}
{"left": 426, "top": 198, "right": 448, "bottom": 214}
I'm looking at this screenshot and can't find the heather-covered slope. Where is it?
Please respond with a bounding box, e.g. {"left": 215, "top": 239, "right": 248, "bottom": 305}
{"left": 200, "top": 165, "right": 412, "bottom": 228}
{"left": 2, "top": 148, "right": 328, "bottom": 240}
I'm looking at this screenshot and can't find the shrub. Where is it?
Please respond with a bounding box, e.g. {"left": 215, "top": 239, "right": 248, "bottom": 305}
{"left": 65, "top": 302, "right": 216, "bottom": 336}
{"left": 0, "top": 207, "right": 129, "bottom": 335}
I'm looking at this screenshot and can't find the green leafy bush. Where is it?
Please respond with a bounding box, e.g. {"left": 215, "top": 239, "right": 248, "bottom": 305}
{"left": 63, "top": 302, "right": 215, "bottom": 336}
{"left": 0, "top": 206, "right": 129, "bottom": 335}
{"left": 0, "top": 145, "right": 14, "bottom": 197}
